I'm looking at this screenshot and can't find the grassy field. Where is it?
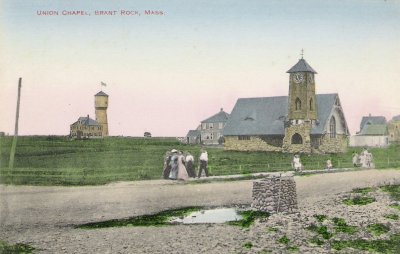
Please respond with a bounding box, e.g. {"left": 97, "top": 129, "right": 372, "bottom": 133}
{"left": 0, "top": 136, "right": 399, "bottom": 185}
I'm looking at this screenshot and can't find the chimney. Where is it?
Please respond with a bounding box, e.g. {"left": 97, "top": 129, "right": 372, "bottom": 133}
{"left": 220, "top": 108, "right": 223, "bottom": 111}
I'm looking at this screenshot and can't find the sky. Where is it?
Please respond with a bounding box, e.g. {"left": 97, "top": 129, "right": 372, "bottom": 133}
{"left": 0, "top": 0, "right": 399, "bottom": 137}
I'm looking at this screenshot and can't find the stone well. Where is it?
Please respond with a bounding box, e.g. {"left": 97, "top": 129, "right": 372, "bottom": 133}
{"left": 251, "top": 173, "right": 298, "bottom": 213}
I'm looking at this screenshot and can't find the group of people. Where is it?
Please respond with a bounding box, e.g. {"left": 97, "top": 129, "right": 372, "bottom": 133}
{"left": 162, "top": 149, "right": 209, "bottom": 181}
{"left": 292, "top": 154, "right": 333, "bottom": 172}
{"left": 292, "top": 148, "right": 375, "bottom": 172}
{"left": 352, "top": 148, "right": 374, "bottom": 168}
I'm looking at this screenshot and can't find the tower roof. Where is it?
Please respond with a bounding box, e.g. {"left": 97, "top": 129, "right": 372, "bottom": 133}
{"left": 287, "top": 58, "right": 317, "bottom": 74}
{"left": 95, "top": 91, "right": 108, "bottom": 97}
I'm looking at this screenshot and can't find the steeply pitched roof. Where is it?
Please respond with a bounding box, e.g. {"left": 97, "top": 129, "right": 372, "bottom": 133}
{"left": 286, "top": 58, "right": 317, "bottom": 74}
{"left": 201, "top": 109, "right": 230, "bottom": 123}
{"left": 360, "top": 116, "right": 386, "bottom": 131}
{"left": 359, "top": 124, "right": 388, "bottom": 136}
{"left": 222, "top": 96, "right": 287, "bottom": 135}
{"left": 95, "top": 91, "right": 108, "bottom": 97}
{"left": 223, "top": 94, "right": 340, "bottom": 136}
{"left": 72, "top": 116, "right": 100, "bottom": 126}
{"left": 186, "top": 130, "right": 200, "bottom": 138}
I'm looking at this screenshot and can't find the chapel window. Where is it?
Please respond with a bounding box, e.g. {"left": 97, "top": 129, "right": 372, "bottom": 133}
{"left": 330, "top": 116, "right": 336, "bottom": 138}
{"left": 295, "top": 98, "right": 301, "bottom": 110}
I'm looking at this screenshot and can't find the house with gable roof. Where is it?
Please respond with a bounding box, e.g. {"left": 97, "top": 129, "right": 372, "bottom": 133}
{"left": 186, "top": 108, "right": 230, "bottom": 145}
{"left": 223, "top": 57, "right": 350, "bottom": 153}
{"left": 70, "top": 90, "right": 109, "bottom": 139}
{"left": 70, "top": 115, "right": 103, "bottom": 139}
{"left": 200, "top": 108, "right": 230, "bottom": 145}
{"left": 350, "top": 114, "right": 388, "bottom": 147}
{"left": 358, "top": 115, "right": 387, "bottom": 133}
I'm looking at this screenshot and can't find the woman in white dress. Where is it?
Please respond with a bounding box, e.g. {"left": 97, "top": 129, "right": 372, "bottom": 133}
{"left": 177, "top": 152, "right": 189, "bottom": 181}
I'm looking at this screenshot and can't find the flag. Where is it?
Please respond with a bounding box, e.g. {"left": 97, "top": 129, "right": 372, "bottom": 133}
{"left": 101, "top": 82, "right": 107, "bottom": 87}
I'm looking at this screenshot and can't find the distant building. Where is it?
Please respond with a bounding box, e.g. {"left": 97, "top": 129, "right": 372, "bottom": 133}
{"left": 358, "top": 115, "right": 387, "bottom": 134}
{"left": 185, "top": 128, "right": 201, "bottom": 144}
{"left": 388, "top": 115, "right": 400, "bottom": 144}
{"left": 200, "top": 108, "right": 230, "bottom": 145}
{"left": 95, "top": 91, "right": 109, "bottom": 137}
{"left": 350, "top": 114, "right": 388, "bottom": 147}
{"left": 185, "top": 108, "right": 230, "bottom": 145}
{"left": 223, "top": 58, "right": 350, "bottom": 153}
{"left": 70, "top": 115, "right": 103, "bottom": 139}
{"left": 70, "top": 90, "right": 109, "bottom": 139}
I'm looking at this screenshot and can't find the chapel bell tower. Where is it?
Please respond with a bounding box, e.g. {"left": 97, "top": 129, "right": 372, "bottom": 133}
{"left": 286, "top": 54, "right": 318, "bottom": 122}
{"left": 95, "top": 91, "right": 109, "bottom": 137}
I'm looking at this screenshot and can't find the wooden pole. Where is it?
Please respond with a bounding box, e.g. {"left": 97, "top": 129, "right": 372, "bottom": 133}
{"left": 9, "top": 78, "right": 22, "bottom": 169}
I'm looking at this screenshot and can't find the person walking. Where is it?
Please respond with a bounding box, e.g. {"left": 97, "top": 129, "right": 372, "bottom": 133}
{"left": 168, "top": 150, "right": 179, "bottom": 180}
{"left": 198, "top": 150, "right": 209, "bottom": 178}
{"left": 352, "top": 152, "right": 359, "bottom": 167}
{"left": 185, "top": 153, "right": 196, "bottom": 178}
{"left": 162, "top": 150, "right": 172, "bottom": 179}
{"left": 177, "top": 151, "right": 189, "bottom": 181}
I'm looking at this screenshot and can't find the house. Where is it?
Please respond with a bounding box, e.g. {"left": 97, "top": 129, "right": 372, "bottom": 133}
{"left": 200, "top": 108, "right": 230, "bottom": 145}
{"left": 350, "top": 125, "right": 389, "bottom": 147}
{"left": 185, "top": 129, "right": 201, "bottom": 144}
{"left": 70, "top": 115, "right": 103, "bottom": 139}
{"left": 388, "top": 115, "right": 400, "bottom": 144}
{"left": 358, "top": 115, "right": 387, "bottom": 133}
{"left": 70, "top": 90, "right": 109, "bottom": 139}
{"left": 349, "top": 115, "right": 388, "bottom": 147}
{"left": 223, "top": 57, "right": 350, "bottom": 154}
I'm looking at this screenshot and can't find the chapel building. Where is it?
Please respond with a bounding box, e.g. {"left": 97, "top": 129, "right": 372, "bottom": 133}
{"left": 223, "top": 57, "right": 349, "bottom": 153}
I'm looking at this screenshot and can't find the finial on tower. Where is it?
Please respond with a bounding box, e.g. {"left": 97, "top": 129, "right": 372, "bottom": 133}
{"left": 300, "top": 49, "right": 304, "bottom": 59}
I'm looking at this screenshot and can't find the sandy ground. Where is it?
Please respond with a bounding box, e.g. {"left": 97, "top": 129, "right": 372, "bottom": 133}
{"left": 1, "top": 169, "right": 400, "bottom": 253}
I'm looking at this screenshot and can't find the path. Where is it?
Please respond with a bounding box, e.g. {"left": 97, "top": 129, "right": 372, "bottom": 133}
{"left": 0, "top": 169, "right": 399, "bottom": 253}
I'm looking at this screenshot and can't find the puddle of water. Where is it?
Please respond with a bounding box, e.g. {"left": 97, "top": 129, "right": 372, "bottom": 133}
{"left": 170, "top": 208, "right": 243, "bottom": 224}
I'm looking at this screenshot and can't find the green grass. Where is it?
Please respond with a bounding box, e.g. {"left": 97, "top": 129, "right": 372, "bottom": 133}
{"left": 242, "top": 242, "right": 253, "bottom": 249}
{"left": 307, "top": 216, "right": 357, "bottom": 247}
{"left": 226, "top": 210, "right": 269, "bottom": 228}
{"left": 313, "top": 214, "right": 327, "bottom": 223}
{"left": 352, "top": 187, "right": 375, "bottom": 195}
{"left": 332, "top": 233, "right": 400, "bottom": 253}
{"left": 381, "top": 185, "right": 400, "bottom": 201}
{"left": 343, "top": 196, "right": 376, "bottom": 206}
{"left": 277, "top": 235, "right": 299, "bottom": 252}
{"left": 367, "top": 223, "right": 390, "bottom": 236}
{"left": 77, "top": 207, "right": 201, "bottom": 229}
{"left": 1, "top": 136, "right": 400, "bottom": 185}
{"left": 309, "top": 237, "right": 325, "bottom": 246}
{"left": 384, "top": 214, "right": 399, "bottom": 220}
{"left": 307, "top": 224, "right": 333, "bottom": 240}
{"left": 0, "top": 240, "right": 35, "bottom": 253}
{"left": 278, "top": 235, "right": 290, "bottom": 245}
{"left": 332, "top": 217, "right": 358, "bottom": 234}
{"left": 390, "top": 204, "right": 400, "bottom": 211}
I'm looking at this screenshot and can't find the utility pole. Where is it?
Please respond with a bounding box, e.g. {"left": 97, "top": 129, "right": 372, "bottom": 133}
{"left": 9, "top": 78, "right": 22, "bottom": 169}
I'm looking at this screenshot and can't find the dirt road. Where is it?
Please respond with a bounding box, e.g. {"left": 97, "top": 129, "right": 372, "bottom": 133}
{"left": 1, "top": 169, "right": 399, "bottom": 253}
